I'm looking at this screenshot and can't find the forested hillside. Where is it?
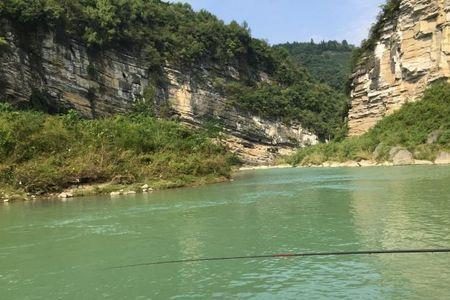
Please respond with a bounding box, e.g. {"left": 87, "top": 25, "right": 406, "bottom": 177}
{"left": 0, "top": 0, "right": 347, "bottom": 140}
{"left": 276, "top": 40, "right": 354, "bottom": 92}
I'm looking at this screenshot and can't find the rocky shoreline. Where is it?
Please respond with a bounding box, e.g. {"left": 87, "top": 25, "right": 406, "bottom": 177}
{"left": 0, "top": 176, "right": 229, "bottom": 204}
{"left": 3, "top": 151, "right": 449, "bottom": 204}
{"left": 305, "top": 150, "right": 450, "bottom": 168}
{"left": 240, "top": 150, "right": 450, "bottom": 170}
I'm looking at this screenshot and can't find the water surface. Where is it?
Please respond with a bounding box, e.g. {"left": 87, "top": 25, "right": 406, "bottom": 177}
{"left": 1, "top": 166, "right": 450, "bottom": 299}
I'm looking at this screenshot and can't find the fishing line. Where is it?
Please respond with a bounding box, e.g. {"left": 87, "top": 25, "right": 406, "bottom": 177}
{"left": 107, "top": 248, "right": 450, "bottom": 269}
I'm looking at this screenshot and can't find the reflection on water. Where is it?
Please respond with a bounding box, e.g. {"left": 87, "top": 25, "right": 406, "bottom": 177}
{"left": 348, "top": 166, "right": 450, "bottom": 299}
{"left": 1, "top": 166, "right": 450, "bottom": 299}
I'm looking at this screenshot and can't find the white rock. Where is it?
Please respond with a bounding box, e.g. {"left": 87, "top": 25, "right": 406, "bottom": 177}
{"left": 393, "top": 149, "right": 414, "bottom": 166}
{"left": 58, "top": 192, "right": 73, "bottom": 198}
{"left": 322, "top": 162, "right": 332, "bottom": 167}
{"left": 435, "top": 152, "right": 450, "bottom": 165}
{"left": 141, "top": 184, "right": 149, "bottom": 190}
{"left": 377, "top": 161, "right": 394, "bottom": 167}
{"left": 329, "top": 161, "right": 360, "bottom": 168}
{"left": 124, "top": 191, "right": 136, "bottom": 195}
{"left": 414, "top": 160, "right": 434, "bottom": 165}
{"left": 358, "top": 160, "right": 377, "bottom": 167}
{"left": 110, "top": 191, "right": 121, "bottom": 197}
{"left": 389, "top": 147, "right": 404, "bottom": 161}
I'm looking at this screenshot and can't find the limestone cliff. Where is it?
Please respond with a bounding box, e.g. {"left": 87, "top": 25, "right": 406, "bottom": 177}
{"left": 0, "top": 25, "right": 317, "bottom": 165}
{"left": 349, "top": 0, "right": 450, "bottom": 136}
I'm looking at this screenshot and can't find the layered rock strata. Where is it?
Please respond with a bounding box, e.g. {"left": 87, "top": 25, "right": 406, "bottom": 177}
{"left": 0, "top": 27, "right": 318, "bottom": 164}
{"left": 349, "top": 0, "right": 450, "bottom": 136}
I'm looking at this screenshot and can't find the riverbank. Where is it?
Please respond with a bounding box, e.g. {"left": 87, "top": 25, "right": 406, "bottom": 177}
{"left": 0, "top": 105, "right": 238, "bottom": 203}
{"left": 4, "top": 157, "right": 450, "bottom": 203}
{"left": 0, "top": 176, "right": 234, "bottom": 203}
{"left": 240, "top": 157, "right": 450, "bottom": 171}
{"left": 0, "top": 173, "right": 234, "bottom": 203}
{"left": 287, "top": 83, "right": 450, "bottom": 168}
{"left": 295, "top": 158, "right": 449, "bottom": 168}
{"left": 2, "top": 82, "right": 449, "bottom": 203}
{"left": 238, "top": 164, "right": 292, "bottom": 171}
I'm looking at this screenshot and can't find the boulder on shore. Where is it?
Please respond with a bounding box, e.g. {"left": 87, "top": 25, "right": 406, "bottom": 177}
{"left": 391, "top": 148, "right": 414, "bottom": 166}
{"left": 435, "top": 152, "right": 450, "bottom": 165}
{"left": 389, "top": 147, "right": 404, "bottom": 160}
{"left": 58, "top": 192, "right": 74, "bottom": 199}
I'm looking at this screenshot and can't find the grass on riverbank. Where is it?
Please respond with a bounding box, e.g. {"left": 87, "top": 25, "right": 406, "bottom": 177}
{"left": 0, "top": 106, "right": 238, "bottom": 199}
{"left": 287, "top": 82, "right": 450, "bottom": 166}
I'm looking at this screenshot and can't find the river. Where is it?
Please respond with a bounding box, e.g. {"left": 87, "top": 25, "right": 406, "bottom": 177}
{"left": 1, "top": 166, "right": 450, "bottom": 299}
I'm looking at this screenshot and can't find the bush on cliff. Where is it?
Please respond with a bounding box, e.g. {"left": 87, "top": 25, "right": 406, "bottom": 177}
{"left": 0, "top": 105, "right": 237, "bottom": 194}
{"left": 351, "top": 0, "right": 401, "bottom": 70}
{"left": 288, "top": 82, "right": 450, "bottom": 165}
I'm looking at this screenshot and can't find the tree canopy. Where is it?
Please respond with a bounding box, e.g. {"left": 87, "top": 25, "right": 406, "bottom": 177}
{"left": 276, "top": 40, "right": 354, "bottom": 92}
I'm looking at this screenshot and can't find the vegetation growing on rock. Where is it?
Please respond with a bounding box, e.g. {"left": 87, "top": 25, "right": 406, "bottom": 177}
{"left": 288, "top": 82, "right": 450, "bottom": 166}
{"left": 350, "top": 0, "right": 401, "bottom": 69}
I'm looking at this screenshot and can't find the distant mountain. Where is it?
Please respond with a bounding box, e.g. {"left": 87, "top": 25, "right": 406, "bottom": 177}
{"left": 276, "top": 41, "right": 354, "bottom": 92}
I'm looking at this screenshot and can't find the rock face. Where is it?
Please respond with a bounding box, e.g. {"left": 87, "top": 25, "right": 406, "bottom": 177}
{"left": 349, "top": 0, "right": 450, "bottom": 136}
{"left": 392, "top": 149, "right": 415, "bottom": 165}
{"left": 0, "top": 25, "right": 318, "bottom": 165}
{"left": 435, "top": 151, "right": 450, "bottom": 164}
{"left": 389, "top": 147, "right": 414, "bottom": 165}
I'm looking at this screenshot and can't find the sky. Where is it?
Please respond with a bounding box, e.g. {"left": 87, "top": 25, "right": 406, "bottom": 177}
{"left": 172, "top": 0, "right": 386, "bottom": 45}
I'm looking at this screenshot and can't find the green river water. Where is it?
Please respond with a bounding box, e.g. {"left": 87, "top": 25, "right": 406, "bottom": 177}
{"left": 1, "top": 166, "right": 450, "bottom": 299}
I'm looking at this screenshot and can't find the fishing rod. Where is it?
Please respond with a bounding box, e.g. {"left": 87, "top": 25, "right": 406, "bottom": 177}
{"left": 108, "top": 248, "right": 450, "bottom": 269}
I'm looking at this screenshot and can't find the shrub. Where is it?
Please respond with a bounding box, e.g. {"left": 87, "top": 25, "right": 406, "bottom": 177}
{"left": 288, "top": 82, "right": 450, "bottom": 165}
{"left": 351, "top": 0, "right": 401, "bottom": 68}
{"left": 0, "top": 108, "right": 237, "bottom": 194}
